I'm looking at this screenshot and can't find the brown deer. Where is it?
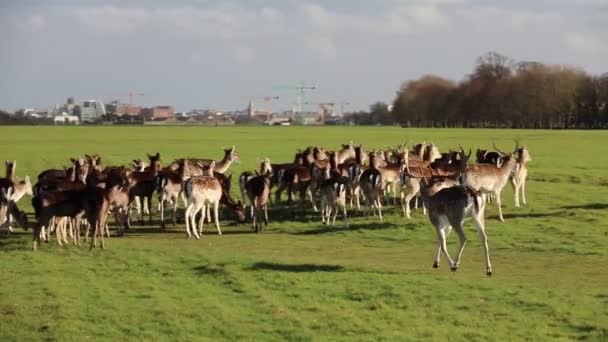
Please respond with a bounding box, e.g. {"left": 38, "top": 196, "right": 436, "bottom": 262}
{"left": 183, "top": 161, "right": 223, "bottom": 238}
{"left": 465, "top": 143, "right": 518, "bottom": 222}
{"left": 417, "top": 151, "right": 492, "bottom": 276}
{"left": 245, "top": 159, "right": 272, "bottom": 232}
{"left": 0, "top": 188, "right": 28, "bottom": 234}
{"left": 125, "top": 153, "right": 162, "bottom": 225}
{"left": 511, "top": 143, "right": 531, "bottom": 207}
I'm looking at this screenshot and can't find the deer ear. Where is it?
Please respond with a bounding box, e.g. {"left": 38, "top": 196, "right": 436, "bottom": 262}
{"left": 155, "top": 152, "right": 160, "bottom": 158}
{"left": 25, "top": 176, "right": 30, "bottom": 183}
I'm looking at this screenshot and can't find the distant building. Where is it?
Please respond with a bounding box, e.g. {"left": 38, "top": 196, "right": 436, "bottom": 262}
{"left": 54, "top": 112, "right": 79, "bottom": 125}
{"left": 81, "top": 100, "right": 106, "bottom": 122}
{"left": 106, "top": 102, "right": 142, "bottom": 116}
{"left": 142, "top": 106, "right": 175, "bottom": 120}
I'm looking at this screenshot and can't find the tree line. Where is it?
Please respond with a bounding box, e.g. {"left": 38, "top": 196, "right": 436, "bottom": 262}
{"left": 352, "top": 52, "right": 607, "bottom": 129}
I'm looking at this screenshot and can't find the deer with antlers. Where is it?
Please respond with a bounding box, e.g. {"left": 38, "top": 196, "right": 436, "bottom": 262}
{"left": 465, "top": 143, "right": 518, "bottom": 222}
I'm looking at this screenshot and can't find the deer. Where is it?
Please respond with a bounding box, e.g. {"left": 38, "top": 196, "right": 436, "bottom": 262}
{"left": 169, "top": 146, "right": 239, "bottom": 178}
{"left": 0, "top": 170, "right": 33, "bottom": 232}
{"left": 465, "top": 143, "right": 518, "bottom": 222}
{"left": 511, "top": 143, "right": 532, "bottom": 207}
{"left": 0, "top": 188, "right": 28, "bottom": 234}
{"left": 32, "top": 188, "right": 99, "bottom": 250}
{"left": 183, "top": 161, "right": 223, "bottom": 239}
{"left": 125, "top": 153, "right": 162, "bottom": 225}
{"left": 319, "top": 166, "right": 349, "bottom": 228}
{"left": 476, "top": 144, "right": 506, "bottom": 166}
{"left": 359, "top": 152, "right": 384, "bottom": 221}
{"left": 415, "top": 149, "right": 493, "bottom": 276}
{"left": 276, "top": 152, "right": 316, "bottom": 210}
{"left": 245, "top": 158, "right": 272, "bottom": 232}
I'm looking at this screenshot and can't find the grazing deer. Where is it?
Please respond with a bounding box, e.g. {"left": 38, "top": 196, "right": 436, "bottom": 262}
{"left": 184, "top": 161, "right": 223, "bottom": 239}
{"left": 465, "top": 143, "right": 518, "bottom": 222}
{"left": 319, "top": 166, "right": 349, "bottom": 227}
{"left": 416, "top": 151, "right": 492, "bottom": 276}
{"left": 359, "top": 152, "right": 384, "bottom": 221}
{"left": 511, "top": 143, "right": 531, "bottom": 207}
{"left": 245, "top": 159, "right": 272, "bottom": 232}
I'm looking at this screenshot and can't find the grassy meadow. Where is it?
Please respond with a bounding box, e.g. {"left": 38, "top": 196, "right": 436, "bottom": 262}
{"left": 0, "top": 126, "right": 607, "bottom": 341}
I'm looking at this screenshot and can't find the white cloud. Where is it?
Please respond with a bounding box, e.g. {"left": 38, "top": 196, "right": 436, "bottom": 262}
{"left": 565, "top": 32, "right": 608, "bottom": 53}
{"left": 307, "top": 36, "right": 337, "bottom": 59}
{"left": 232, "top": 46, "right": 254, "bottom": 63}
{"left": 409, "top": 5, "right": 448, "bottom": 25}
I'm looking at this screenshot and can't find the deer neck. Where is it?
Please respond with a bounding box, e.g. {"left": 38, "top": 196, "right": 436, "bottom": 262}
{"left": 214, "top": 157, "right": 232, "bottom": 174}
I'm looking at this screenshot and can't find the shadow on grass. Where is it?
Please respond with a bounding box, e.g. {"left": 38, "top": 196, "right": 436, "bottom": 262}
{"left": 291, "top": 221, "right": 399, "bottom": 235}
{"left": 0, "top": 236, "right": 27, "bottom": 251}
{"left": 193, "top": 264, "right": 227, "bottom": 276}
{"left": 560, "top": 203, "right": 608, "bottom": 210}
{"left": 498, "top": 211, "right": 563, "bottom": 220}
{"left": 248, "top": 262, "right": 344, "bottom": 273}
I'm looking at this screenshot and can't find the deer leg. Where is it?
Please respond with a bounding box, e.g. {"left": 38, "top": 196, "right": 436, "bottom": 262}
{"left": 206, "top": 205, "right": 212, "bottom": 224}
{"left": 331, "top": 203, "right": 338, "bottom": 227}
{"left": 513, "top": 179, "right": 521, "bottom": 208}
{"left": 433, "top": 225, "right": 452, "bottom": 268}
{"left": 213, "top": 202, "right": 222, "bottom": 235}
{"left": 197, "top": 204, "right": 206, "bottom": 238}
{"left": 452, "top": 224, "right": 468, "bottom": 271}
{"left": 185, "top": 203, "right": 194, "bottom": 238}
{"left": 436, "top": 223, "right": 455, "bottom": 270}
{"left": 521, "top": 181, "right": 527, "bottom": 205}
{"left": 147, "top": 196, "right": 153, "bottom": 225}
{"left": 55, "top": 219, "right": 63, "bottom": 246}
{"left": 377, "top": 198, "right": 383, "bottom": 222}
{"left": 159, "top": 192, "right": 166, "bottom": 228}
{"left": 495, "top": 191, "right": 504, "bottom": 222}
{"left": 473, "top": 214, "right": 492, "bottom": 276}
{"left": 342, "top": 201, "right": 349, "bottom": 228}
{"left": 252, "top": 205, "right": 257, "bottom": 231}
{"left": 308, "top": 187, "right": 318, "bottom": 212}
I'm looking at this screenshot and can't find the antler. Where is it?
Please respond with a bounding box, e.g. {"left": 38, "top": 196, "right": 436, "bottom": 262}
{"left": 493, "top": 142, "right": 507, "bottom": 156}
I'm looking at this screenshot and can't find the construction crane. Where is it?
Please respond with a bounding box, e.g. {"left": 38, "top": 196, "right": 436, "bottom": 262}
{"left": 242, "top": 96, "right": 279, "bottom": 122}
{"left": 303, "top": 101, "right": 336, "bottom": 124}
{"left": 129, "top": 91, "right": 144, "bottom": 114}
{"left": 337, "top": 101, "right": 350, "bottom": 117}
{"left": 272, "top": 83, "right": 317, "bottom": 124}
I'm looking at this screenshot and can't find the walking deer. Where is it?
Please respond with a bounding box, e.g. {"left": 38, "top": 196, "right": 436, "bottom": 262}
{"left": 319, "top": 166, "right": 349, "bottom": 227}
{"left": 417, "top": 149, "right": 492, "bottom": 276}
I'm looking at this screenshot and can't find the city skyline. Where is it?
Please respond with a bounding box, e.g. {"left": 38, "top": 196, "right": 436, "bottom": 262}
{"left": 1, "top": 0, "right": 606, "bottom": 112}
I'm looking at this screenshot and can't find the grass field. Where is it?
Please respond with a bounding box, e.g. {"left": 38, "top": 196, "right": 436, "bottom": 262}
{"left": 1, "top": 126, "right": 607, "bottom": 341}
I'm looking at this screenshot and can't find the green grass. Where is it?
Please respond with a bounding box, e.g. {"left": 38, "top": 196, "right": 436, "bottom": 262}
{"left": 1, "top": 126, "right": 607, "bottom": 341}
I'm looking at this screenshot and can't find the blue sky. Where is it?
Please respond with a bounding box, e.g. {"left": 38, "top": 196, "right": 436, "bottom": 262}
{"left": 1, "top": 0, "right": 606, "bottom": 112}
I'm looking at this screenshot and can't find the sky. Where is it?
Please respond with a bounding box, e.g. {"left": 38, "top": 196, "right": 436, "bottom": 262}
{"left": 0, "top": 0, "right": 606, "bottom": 112}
